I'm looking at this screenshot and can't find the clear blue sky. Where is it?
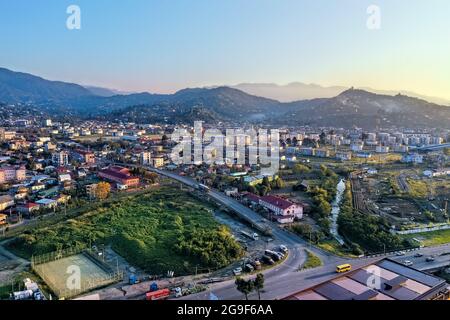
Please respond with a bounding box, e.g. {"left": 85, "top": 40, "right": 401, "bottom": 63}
{"left": 1, "top": 0, "right": 449, "bottom": 99}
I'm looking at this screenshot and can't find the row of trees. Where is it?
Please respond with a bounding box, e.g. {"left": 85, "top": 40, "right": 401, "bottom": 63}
{"left": 247, "top": 176, "right": 285, "bottom": 196}
{"left": 235, "top": 274, "right": 265, "bottom": 300}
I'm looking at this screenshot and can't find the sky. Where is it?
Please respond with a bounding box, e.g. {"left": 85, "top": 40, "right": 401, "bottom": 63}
{"left": 0, "top": 0, "right": 449, "bottom": 99}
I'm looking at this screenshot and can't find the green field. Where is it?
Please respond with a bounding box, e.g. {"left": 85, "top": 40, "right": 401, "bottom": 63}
{"left": 403, "top": 229, "right": 450, "bottom": 247}
{"left": 9, "top": 187, "right": 243, "bottom": 275}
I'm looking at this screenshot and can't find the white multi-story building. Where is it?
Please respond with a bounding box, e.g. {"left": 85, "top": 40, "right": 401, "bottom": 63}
{"left": 52, "top": 151, "right": 69, "bottom": 166}
{"left": 140, "top": 152, "right": 152, "bottom": 165}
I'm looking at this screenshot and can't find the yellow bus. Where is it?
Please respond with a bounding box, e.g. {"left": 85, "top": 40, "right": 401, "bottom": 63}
{"left": 336, "top": 264, "right": 352, "bottom": 273}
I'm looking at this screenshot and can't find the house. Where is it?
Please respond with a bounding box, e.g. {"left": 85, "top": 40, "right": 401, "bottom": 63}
{"left": 98, "top": 166, "right": 140, "bottom": 187}
{"left": 72, "top": 149, "right": 95, "bottom": 165}
{"left": 16, "top": 203, "right": 40, "bottom": 215}
{"left": 224, "top": 187, "right": 238, "bottom": 197}
{"left": 0, "top": 195, "right": 14, "bottom": 211}
{"left": 30, "top": 183, "right": 46, "bottom": 193}
{"left": 243, "top": 193, "right": 261, "bottom": 206}
{"left": 336, "top": 152, "right": 352, "bottom": 161}
{"left": 58, "top": 173, "right": 72, "bottom": 183}
{"left": 401, "top": 153, "right": 424, "bottom": 164}
{"left": 424, "top": 168, "right": 450, "bottom": 178}
{"left": 258, "top": 195, "right": 303, "bottom": 223}
{"left": 35, "top": 198, "right": 57, "bottom": 210}
{"left": 315, "top": 149, "right": 330, "bottom": 158}
{"left": 0, "top": 213, "right": 7, "bottom": 226}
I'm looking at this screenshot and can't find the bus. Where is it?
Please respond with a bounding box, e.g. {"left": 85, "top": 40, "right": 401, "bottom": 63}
{"left": 336, "top": 264, "right": 352, "bottom": 273}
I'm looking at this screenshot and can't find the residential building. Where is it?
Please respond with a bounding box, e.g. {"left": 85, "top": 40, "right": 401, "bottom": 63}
{"left": 336, "top": 152, "right": 352, "bottom": 161}
{"left": 140, "top": 152, "right": 152, "bottom": 165}
{"left": 315, "top": 149, "right": 330, "bottom": 158}
{"left": 376, "top": 146, "right": 390, "bottom": 153}
{"left": 72, "top": 149, "right": 95, "bottom": 165}
{"left": 152, "top": 157, "right": 164, "bottom": 168}
{"left": 0, "top": 165, "right": 26, "bottom": 184}
{"left": 35, "top": 198, "right": 57, "bottom": 210}
{"left": 0, "top": 195, "right": 14, "bottom": 211}
{"left": 98, "top": 166, "right": 140, "bottom": 187}
{"left": 401, "top": 153, "right": 424, "bottom": 164}
{"left": 0, "top": 213, "right": 7, "bottom": 226}
{"left": 52, "top": 151, "right": 69, "bottom": 166}
{"left": 258, "top": 195, "right": 303, "bottom": 223}
{"left": 16, "top": 203, "right": 40, "bottom": 215}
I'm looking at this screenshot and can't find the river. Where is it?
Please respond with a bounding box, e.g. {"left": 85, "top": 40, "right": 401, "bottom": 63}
{"left": 330, "top": 179, "right": 346, "bottom": 245}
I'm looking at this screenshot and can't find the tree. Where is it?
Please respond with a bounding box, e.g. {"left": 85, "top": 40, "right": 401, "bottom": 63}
{"left": 235, "top": 277, "right": 254, "bottom": 300}
{"left": 253, "top": 273, "right": 265, "bottom": 300}
{"left": 293, "top": 164, "right": 310, "bottom": 175}
{"left": 95, "top": 182, "right": 111, "bottom": 200}
{"left": 444, "top": 147, "right": 450, "bottom": 156}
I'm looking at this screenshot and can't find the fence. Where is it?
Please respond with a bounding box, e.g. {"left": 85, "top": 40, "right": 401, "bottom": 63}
{"left": 394, "top": 223, "right": 450, "bottom": 235}
{"left": 31, "top": 246, "right": 123, "bottom": 299}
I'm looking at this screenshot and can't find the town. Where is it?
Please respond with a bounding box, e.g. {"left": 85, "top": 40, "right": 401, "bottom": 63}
{"left": 0, "top": 114, "right": 449, "bottom": 301}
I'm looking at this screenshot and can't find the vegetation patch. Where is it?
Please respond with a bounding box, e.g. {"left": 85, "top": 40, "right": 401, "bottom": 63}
{"left": 8, "top": 187, "right": 244, "bottom": 275}
{"left": 402, "top": 229, "right": 450, "bottom": 247}
{"left": 300, "top": 250, "right": 322, "bottom": 270}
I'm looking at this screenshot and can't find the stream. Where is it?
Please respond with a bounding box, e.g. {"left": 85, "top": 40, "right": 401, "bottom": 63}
{"left": 330, "top": 179, "right": 346, "bottom": 245}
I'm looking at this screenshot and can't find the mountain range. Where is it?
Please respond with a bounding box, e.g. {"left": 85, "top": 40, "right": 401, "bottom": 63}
{"left": 0, "top": 67, "right": 449, "bottom": 129}
{"left": 232, "top": 82, "right": 450, "bottom": 105}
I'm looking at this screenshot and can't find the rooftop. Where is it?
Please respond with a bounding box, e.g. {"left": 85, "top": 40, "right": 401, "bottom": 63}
{"left": 283, "top": 259, "right": 447, "bottom": 301}
{"left": 259, "top": 195, "right": 297, "bottom": 210}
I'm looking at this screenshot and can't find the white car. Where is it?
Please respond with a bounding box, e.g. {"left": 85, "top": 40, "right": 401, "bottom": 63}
{"left": 279, "top": 245, "right": 288, "bottom": 253}
{"left": 403, "top": 260, "right": 413, "bottom": 267}
{"left": 233, "top": 267, "right": 243, "bottom": 276}
{"left": 396, "top": 251, "right": 406, "bottom": 256}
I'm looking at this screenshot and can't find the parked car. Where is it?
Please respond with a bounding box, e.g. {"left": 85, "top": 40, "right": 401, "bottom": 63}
{"left": 262, "top": 255, "right": 275, "bottom": 265}
{"left": 233, "top": 267, "right": 242, "bottom": 276}
{"left": 414, "top": 253, "right": 423, "bottom": 258}
{"left": 279, "top": 245, "right": 288, "bottom": 254}
{"left": 265, "top": 250, "right": 281, "bottom": 261}
{"left": 244, "top": 264, "right": 254, "bottom": 272}
{"left": 251, "top": 260, "right": 262, "bottom": 270}
{"left": 396, "top": 251, "right": 406, "bottom": 256}
{"left": 426, "top": 256, "right": 435, "bottom": 262}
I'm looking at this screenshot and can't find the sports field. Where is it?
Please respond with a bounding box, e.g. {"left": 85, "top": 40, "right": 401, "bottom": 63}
{"left": 34, "top": 253, "right": 117, "bottom": 298}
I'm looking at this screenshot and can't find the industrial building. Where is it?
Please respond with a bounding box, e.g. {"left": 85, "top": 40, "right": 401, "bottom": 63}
{"left": 283, "top": 259, "right": 449, "bottom": 300}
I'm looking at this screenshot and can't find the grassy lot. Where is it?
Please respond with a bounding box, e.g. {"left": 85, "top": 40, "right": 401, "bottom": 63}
{"left": 317, "top": 239, "right": 357, "bottom": 258}
{"left": 8, "top": 187, "right": 244, "bottom": 275}
{"left": 300, "top": 250, "right": 322, "bottom": 270}
{"left": 407, "top": 179, "right": 428, "bottom": 198}
{"left": 403, "top": 229, "right": 450, "bottom": 247}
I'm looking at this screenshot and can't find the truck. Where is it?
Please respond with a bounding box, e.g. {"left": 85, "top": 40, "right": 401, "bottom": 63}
{"left": 13, "top": 290, "right": 34, "bottom": 300}
{"left": 146, "top": 288, "right": 171, "bottom": 301}
{"left": 241, "top": 231, "right": 259, "bottom": 241}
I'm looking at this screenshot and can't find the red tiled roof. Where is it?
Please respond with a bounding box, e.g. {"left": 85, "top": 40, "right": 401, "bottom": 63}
{"left": 260, "top": 195, "right": 296, "bottom": 210}
{"left": 245, "top": 193, "right": 261, "bottom": 202}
